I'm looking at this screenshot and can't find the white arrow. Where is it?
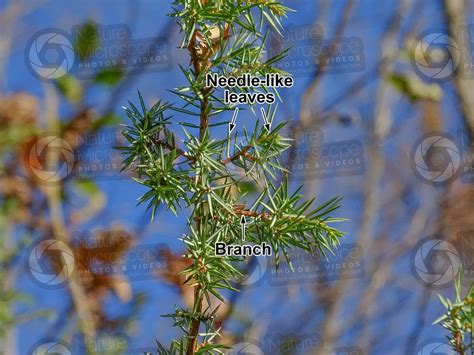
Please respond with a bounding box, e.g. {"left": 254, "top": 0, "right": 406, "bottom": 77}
{"left": 240, "top": 215, "right": 247, "bottom": 241}
{"left": 229, "top": 107, "right": 239, "bottom": 134}
{"left": 260, "top": 107, "right": 271, "bottom": 132}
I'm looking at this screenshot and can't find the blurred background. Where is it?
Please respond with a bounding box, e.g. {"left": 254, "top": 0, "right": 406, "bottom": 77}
{"left": 1, "top": 0, "right": 473, "bottom": 354}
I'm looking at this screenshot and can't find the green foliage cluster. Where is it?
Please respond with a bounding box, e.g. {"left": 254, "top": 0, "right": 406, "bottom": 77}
{"left": 435, "top": 271, "right": 473, "bottom": 355}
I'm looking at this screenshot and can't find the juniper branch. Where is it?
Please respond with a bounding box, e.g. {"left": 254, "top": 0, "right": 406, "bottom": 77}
{"left": 120, "top": 2, "right": 345, "bottom": 354}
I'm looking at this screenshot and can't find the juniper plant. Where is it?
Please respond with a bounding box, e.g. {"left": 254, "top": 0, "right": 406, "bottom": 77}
{"left": 435, "top": 271, "right": 473, "bottom": 355}
{"left": 120, "top": 1, "right": 345, "bottom": 353}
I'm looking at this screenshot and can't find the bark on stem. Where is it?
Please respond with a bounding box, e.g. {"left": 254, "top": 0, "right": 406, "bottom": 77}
{"left": 186, "top": 285, "right": 204, "bottom": 355}
{"left": 186, "top": 28, "right": 211, "bottom": 355}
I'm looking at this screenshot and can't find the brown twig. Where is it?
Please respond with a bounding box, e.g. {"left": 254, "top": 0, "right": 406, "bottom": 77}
{"left": 454, "top": 329, "right": 465, "bottom": 355}
{"left": 186, "top": 26, "right": 210, "bottom": 355}
{"left": 232, "top": 205, "right": 272, "bottom": 220}
{"left": 443, "top": 0, "right": 474, "bottom": 142}
{"left": 186, "top": 285, "right": 204, "bottom": 355}
{"left": 42, "top": 84, "right": 98, "bottom": 344}
{"left": 153, "top": 137, "right": 196, "bottom": 162}
{"left": 220, "top": 144, "right": 255, "bottom": 164}
{"left": 311, "top": 1, "right": 410, "bottom": 352}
